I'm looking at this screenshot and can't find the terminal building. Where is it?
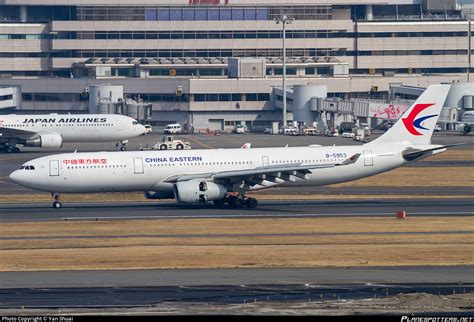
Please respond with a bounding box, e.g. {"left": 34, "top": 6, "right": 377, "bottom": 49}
{"left": 0, "top": 0, "right": 472, "bottom": 131}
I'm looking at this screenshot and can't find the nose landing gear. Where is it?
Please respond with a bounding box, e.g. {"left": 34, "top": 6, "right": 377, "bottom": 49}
{"left": 52, "top": 192, "right": 62, "bottom": 209}
{"left": 116, "top": 140, "right": 128, "bottom": 151}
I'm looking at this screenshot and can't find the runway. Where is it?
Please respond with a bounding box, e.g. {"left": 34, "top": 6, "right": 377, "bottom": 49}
{"left": 0, "top": 267, "right": 472, "bottom": 310}
{"left": 2, "top": 267, "right": 473, "bottom": 289}
{"left": 0, "top": 198, "right": 472, "bottom": 222}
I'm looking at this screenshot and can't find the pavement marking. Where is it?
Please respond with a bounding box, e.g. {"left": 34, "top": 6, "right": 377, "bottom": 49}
{"left": 186, "top": 136, "right": 214, "bottom": 149}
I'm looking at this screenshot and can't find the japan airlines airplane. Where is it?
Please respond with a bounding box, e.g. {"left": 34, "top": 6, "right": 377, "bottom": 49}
{"left": 10, "top": 85, "right": 456, "bottom": 209}
{"left": 0, "top": 114, "right": 146, "bottom": 153}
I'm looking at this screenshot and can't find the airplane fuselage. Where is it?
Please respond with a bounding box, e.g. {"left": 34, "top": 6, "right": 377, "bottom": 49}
{"left": 9, "top": 144, "right": 422, "bottom": 194}
{"left": 0, "top": 114, "right": 145, "bottom": 143}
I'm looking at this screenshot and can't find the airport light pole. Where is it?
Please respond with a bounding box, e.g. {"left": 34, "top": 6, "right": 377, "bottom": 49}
{"left": 274, "top": 15, "right": 294, "bottom": 128}
{"left": 468, "top": 19, "right": 472, "bottom": 83}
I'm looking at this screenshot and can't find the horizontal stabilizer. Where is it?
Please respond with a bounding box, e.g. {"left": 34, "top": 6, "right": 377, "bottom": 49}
{"left": 402, "top": 144, "right": 464, "bottom": 161}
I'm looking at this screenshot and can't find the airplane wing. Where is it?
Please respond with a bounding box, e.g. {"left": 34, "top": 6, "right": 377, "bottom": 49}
{"left": 164, "top": 153, "right": 361, "bottom": 189}
{"left": 0, "top": 127, "right": 37, "bottom": 140}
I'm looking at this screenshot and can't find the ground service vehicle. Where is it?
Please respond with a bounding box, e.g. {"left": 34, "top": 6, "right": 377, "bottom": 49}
{"left": 164, "top": 124, "right": 182, "bottom": 134}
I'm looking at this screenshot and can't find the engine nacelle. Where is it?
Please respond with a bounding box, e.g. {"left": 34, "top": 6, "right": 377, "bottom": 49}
{"left": 144, "top": 191, "right": 174, "bottom": 200}
{"left": 25, "top": 133, "right": 63, "bottom": 149}
{"left": 456, "top": 123, "right": 472, "bottom": 134}
{"left": 175, "top": 180, "right": 227, "bottom": 204}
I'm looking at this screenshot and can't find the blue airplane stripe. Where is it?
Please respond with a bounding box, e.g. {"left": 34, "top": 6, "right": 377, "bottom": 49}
{"left": 413, "top": 114, "right": 438, "bottom": 131}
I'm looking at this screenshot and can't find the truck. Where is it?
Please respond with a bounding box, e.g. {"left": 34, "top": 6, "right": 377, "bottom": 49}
{"left": 353, "top": 124, "right": 371, "bottom": 142}
{"left": 139, "top": 135, "right": 192, "bottom": 151}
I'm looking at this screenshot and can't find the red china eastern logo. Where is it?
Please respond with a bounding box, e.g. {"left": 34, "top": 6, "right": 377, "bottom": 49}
{"left": 402, "top": 103, "right": 438, "bottom": 136}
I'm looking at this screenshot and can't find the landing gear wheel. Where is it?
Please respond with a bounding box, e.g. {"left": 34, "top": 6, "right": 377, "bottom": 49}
{"left": 213, "top": 199, "right": 226, "bottom": 207}
{"left": 52, "top": 193, "right": 62, "bottom": 209}
{"left": 245, "top": 197, "right": 258, "bottom": 208}
{"left": 227, "top": 195, "right": 244, "bottom": 208}
{"left": 53, "top": 201, "right": 62, "bottom": 209}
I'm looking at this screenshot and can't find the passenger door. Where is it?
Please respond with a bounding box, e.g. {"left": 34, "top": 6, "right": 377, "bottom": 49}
{"left": 49, "top": 160, "right": 60, "bottom": 176}
{"left": 363, "top": 150, "right": 374, "bottom": 166}
{"left": 133, "top": 158, "right": 144, "bottom": 174}
{"left": 262, "top": 156, "right": 270, "bottom": 167}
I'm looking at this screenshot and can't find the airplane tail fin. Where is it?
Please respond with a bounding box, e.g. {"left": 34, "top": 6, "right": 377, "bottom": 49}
{"left": 367, "top": 84, "right": 451, "bottom": 145}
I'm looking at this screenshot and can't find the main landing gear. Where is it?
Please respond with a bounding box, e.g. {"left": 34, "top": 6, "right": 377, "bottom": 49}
{"left": 213, "top": 193, "right": 258, "bottom": 208}
{"left": 52, "top": 192, "right": 62, "bottom": 209}
{"left": 0, "top": 143, "right": 20, "bottom": 153}
{"left": 116, "top": 140, "right": 128, "bottom": 151}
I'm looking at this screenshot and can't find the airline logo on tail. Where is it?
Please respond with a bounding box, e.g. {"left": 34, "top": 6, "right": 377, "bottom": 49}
{"left": 402, "top": 103, "right": 437, "bottom": 136}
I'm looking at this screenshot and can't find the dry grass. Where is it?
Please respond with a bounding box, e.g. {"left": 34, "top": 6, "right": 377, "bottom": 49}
{"left": 330, "top": 167, "right": 474, "bottom": 187}
{"left": 2, "top": 244, "right": 471, "bottom": 271}
{"left": 0, "top": 217, "right": 472, "bottom": 271}
{"left": 427, "top": 149, "right": 474, "bottom": 161}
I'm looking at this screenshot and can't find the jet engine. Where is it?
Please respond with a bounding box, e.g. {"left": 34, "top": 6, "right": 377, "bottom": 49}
{"left": 25, "top": 133, "right": 63, "bottom": 149}
{"left": 174, "top": 180, "right": 227, "bottom": 204}
{"left": 144, "top": 191, "right": 174, "bottom": 200}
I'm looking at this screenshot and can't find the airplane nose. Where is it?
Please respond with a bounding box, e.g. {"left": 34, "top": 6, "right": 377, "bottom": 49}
{"left": 9, "top": 170, "right": 22, "bottom": 184}
{"left": 138, "top": 124, "right": 146, "bottom": 135}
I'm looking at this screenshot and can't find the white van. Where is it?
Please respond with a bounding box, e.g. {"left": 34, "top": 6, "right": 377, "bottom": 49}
{"left": 143, "top": 124, "right": 153, "bottom": 134}
{"left": 164, "top": 124, "right": 182, "bottom": 134}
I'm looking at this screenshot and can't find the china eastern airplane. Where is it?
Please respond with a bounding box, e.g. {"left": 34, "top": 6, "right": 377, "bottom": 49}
{"left": 10, "top": 84, "right": 456, "bottom": 209}
{"left": 0, "top": 114, "right": 146, "bottom": 153}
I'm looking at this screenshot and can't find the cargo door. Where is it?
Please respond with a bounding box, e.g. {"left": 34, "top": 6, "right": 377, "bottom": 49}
{"left": 49, "top": 160, "right": 60, "bottom": 176}
{"left": 363, "top": 150, "right": 373, "bottom": 166}
{"left": 133, "top": 158, "right": 144, "bottom": 174}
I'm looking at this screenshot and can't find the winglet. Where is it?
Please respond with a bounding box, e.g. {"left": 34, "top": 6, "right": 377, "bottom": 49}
{"left": 241, "top": 143, "right": 251, "bottom": 149}
{"left": 338, "top": 153, "right": 361, "bottom": 166}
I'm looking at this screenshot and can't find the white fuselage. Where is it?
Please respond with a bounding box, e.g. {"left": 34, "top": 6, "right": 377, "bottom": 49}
{"left": 9, "top": 144, "right": 428, "bottom": 194}
{"left": 0, "top": 114, "right": 146, "bottom": 143}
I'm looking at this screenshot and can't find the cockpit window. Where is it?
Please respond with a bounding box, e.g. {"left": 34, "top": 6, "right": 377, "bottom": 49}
{"left": 20, "top": 166, "right": 25, "bottom": 170}
{"left": 133, "top": 121, "right": 138, "bottom": 125}
{"left": 21, "top": 165, "right": 35, "bottom": 170}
